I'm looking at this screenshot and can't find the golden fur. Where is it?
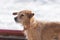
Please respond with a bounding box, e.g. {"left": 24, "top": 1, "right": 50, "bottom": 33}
{"left": 13, "top": 10, "right": 60, "bottom": 40}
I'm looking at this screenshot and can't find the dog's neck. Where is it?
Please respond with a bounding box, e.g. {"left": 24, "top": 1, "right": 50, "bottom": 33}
{"left": 23, "top": 17, "right": 37, "bottom": 30}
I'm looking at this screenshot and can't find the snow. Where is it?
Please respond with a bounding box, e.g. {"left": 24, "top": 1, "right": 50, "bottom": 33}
{"left": 0, "top": 0, "right": 60, "bottom": 30}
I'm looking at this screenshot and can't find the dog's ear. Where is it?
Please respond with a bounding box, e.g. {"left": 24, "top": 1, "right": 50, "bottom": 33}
{"left": 13, "top": 12, "right": 17, "bottom": 15}
{"left": 28, "top": 13, "right": 34, "bottom": 18}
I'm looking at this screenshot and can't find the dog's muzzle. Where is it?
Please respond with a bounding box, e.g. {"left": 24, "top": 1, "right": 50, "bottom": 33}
{"left": 14, "top": 17, "right": 18, "bottom": 22}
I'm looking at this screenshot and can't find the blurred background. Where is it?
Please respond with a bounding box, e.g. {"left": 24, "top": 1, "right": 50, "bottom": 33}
{"left": 0, "top": 0, "right": 60, "bottom": 30}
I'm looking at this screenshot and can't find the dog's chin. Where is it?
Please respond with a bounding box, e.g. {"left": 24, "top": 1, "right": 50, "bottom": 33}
{"left": 15, "top": 21, "right": 18, "bottom": 23}
{"left": 14, "top": 20, "right": 21, "bottom": 24}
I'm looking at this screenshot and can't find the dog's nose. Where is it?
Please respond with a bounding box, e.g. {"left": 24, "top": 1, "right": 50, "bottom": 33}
{"left": 14, "top": 17, "right": 17, "bottom": 22}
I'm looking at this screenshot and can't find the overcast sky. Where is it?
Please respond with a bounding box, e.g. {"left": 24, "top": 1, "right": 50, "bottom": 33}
{"left": 0, "top": 0, "right": 60, "bottom": 30}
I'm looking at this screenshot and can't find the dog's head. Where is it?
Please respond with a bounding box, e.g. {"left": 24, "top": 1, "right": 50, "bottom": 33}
{"left": 13, "top": 10, "right": 34, "bottom": 25}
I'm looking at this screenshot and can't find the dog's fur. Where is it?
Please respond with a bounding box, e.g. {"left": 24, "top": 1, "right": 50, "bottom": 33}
{"left": 13, "top": 10, "right": 60, "bottom": 40}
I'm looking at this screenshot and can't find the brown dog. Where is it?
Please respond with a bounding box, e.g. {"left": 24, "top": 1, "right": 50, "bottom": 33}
{"left": 13, "top": 10, "right": 60, "bottom": 40}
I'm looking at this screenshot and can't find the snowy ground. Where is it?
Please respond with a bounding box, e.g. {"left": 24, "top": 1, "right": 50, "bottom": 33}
{"left": 0, "top": 0, "right": 60, "bottom": 30}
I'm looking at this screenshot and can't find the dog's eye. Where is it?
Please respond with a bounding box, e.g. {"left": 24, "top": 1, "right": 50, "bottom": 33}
{"left": 20, "top": 14, "right": 24, "bottom": 18}
{"left": 21, "top": 14, "right": 24, "bottom": 16}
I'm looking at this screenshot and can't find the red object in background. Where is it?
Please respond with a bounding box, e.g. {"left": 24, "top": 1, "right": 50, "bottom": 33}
{"left": 0, "top": 29, "right": 24, "bottom": 36}
{"left": 0, "top": 29, "right": 26, "bottom": 40}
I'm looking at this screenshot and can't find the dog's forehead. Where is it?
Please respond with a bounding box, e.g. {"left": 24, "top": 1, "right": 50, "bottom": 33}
{"left": 19, "top": 10, "right": 32, "bottom": 14}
